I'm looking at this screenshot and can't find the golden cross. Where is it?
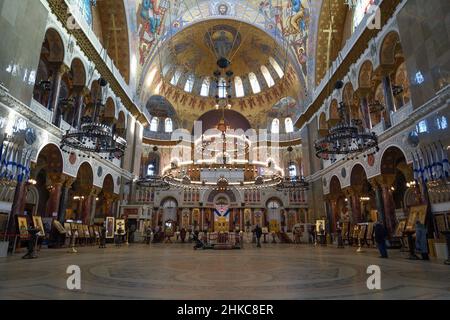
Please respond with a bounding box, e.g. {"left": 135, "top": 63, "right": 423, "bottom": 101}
{"left": 322, "top": 16, "right": 338, "bottom": 70}
{"left": 109, "top": 14, "right": 122, "bottom": 65}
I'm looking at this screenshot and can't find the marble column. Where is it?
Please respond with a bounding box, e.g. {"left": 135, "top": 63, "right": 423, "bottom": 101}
{"left": 381, "top": 73, "right": 395, "bottom": 128}
{"left": 46, "top": 173, "right": 67, "bottom": 218}
{"left": 72, "top": 86, "right": 88, "bottom": 129}
{"left": 49, "top": 63, "right": 69, "bottom": 125}
{"left": 357, "top": 88, "right": 372, "bottom": 129}
{"left": 81, "top": 194, "right": 92, "bottom": 225}
{"left": 381, "top": 185, "right": 396, "bottom": 235}
{"left": 369, "top": 179, "right": 387, "bottom": 227}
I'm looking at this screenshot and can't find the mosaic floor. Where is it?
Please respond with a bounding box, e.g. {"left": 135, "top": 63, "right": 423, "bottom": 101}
{"left": 0, "top": 243, "right": 449, "bottom": 300}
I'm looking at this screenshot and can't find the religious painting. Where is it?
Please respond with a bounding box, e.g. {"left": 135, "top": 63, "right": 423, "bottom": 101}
{"left": 254, "top": 210, "right": 263, "bottom": 227}
{"left": 136, "top": 0, "right": 169, "bottom": 65}
{"left": 64, "top": 223, "right": 72, "bottom": 237}
{"left": 181, "top": 209, "right": 190, "bottom": 229}
{"left": 214, "top": 198, "right": 230, "bottom": 232}
{"left": 244, "top": 209, "right": 252, "bottom": 229}
{"left": 405, "top": 205, "right": 427, "bottom": 232}
{"left": 358, "top": 224, "right": 367, "bottom": 240}
{"left": 105, "top": 217, "right": 115, "bottom": 239}
{"left": 269, "top": 220, "right": 280, "bottom": 233}
{"left": 434, "top": 214, "right": 448, "bottom": 235}
{"left": 17, "top": 216, "right": 29, "bottom": 239}
{"left": 315, "top": 220, "right": 326, "bottom": 233}
{"left": 394, "top": 220, "right": 406, "bottom": 237}
{"left": 217, "top": 3, "right": 229, "bottom": 15}
{"left": 192, "top": 208, "right": 201, "bottom": 228}
{"left": 115, "top": 219, "right": 126, "bottom": 235}
{"left": 77, "top": 224, "right": 85, "bottom": 238}
{"left": 53, "top": 220, "right": 67, "bottom": 235}
{"left": 32, "top": 216, "right": 45, "bottom": 237}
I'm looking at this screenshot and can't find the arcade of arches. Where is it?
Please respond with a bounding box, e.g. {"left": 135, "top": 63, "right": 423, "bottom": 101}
{"left": 0, "top": 0, "right": 449, "bottom": 300}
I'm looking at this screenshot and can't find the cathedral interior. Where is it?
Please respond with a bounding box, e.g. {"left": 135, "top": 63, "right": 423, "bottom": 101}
{"left": 0, "top": 0, "right": 449, "bottom": 301}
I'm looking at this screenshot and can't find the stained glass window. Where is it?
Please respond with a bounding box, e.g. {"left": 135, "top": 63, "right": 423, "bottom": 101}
{"left": 249, "top": 73, "right": 261, "bottom": 94}
{"left": 261, "top": 66, "right": 275, "bottom": 88}
{"left": 235, "top": 76, "right": 245, "bottom": 98}
{"left": 150, "top": 117, "right": 159, "bottom": 132}
{"left": 165, "top": 118, "right": 173, "bottom": 133}
{"left": 269, "top": 57, "right": 284, "bottom": 78}
{"left": 184, "top": 74, "right": 195, "bottom": 92}
{"left": 285, "top": 118, "right": 294, "bottom": 133}
{"left": 271, "top": 118, "right": 280, "bottom": 134}
{"left": 200, "top": 78, "right": 210, "bottom": 96}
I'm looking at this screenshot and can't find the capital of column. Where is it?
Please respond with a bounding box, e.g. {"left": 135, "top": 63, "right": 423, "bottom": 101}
{"left": 47, "top": 173, "right": 68, "bottom": 187}
{"left": 72, "top": 85, "right": 89, "bottom": 97}
{"left": 374, "top": 64, "right": 395, "bottom": 78}
{"left": 374, "top": 174, "right": 396, "bottom": 189}
{"left": 355, "top": 87, "right": 372, "bottom": 99}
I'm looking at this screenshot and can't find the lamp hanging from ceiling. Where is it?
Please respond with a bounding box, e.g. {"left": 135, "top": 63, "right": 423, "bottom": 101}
{"left": 314, "top": 101, "right": 379, "bottom": 160}
{"left": 60, "top": 78, "right": 127, "bottom": 159}
{"left": 276, "top": 146, "right": 309, "bottom": 191}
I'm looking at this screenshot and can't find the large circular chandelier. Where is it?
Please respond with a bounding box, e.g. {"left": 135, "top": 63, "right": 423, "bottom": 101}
{"left": 314, "top": 102, "right": 379, "bottom": 160}
{"left": 60, "top": 78, "right": 127, "bottom": 159}
{"left": 276, "top": 146, "right": 309, "bottom": 191}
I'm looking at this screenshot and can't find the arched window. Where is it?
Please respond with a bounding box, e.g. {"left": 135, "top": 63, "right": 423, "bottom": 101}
{"left": 150, "top": 117, "right": 159, "bottom": 132}
{"left": 235, "top": 76, "right": 245, "bottom": 97}
{"left": 436, "top": 116, "right": 448, "bottom": 130}
{"left": 170, "top": 69, "right": 182, "bottom": 86}
{"left": 200, "top": 78, "right": 210, "bottom": 96}
{"left": 162, "top": 65, "right": 171, "bottom": 77}
{"left": 285, "top": 117, "right": 294, "bottom": 133}
{"left": 147, "top": 163, "right": 156, "bottom": 176}
{"left": 261, "top": 65, "right": 275, "bottom": 87}
{"left": 184, "top": 74, "right": 195, "bottom": 92}
{"left": 353, "top": 0, "right": 373, "bottom": 32}
{"left": 218, "top": 78, "right": 227, "bottom": 98}
{"left": 417, "top": 120, "right": 428, "bottom": 133}
{"left": 271, "top": 118, "right": 280, "bottom": 134}
{"left": 288, "top": 164, "right": 297, "bottom": 178}
{"left": 267, "top": 199, "right": 281, "bottom": 209}
{"left": 165, "top": 118, "right": 173, "bottom": 133}
{"left": 269, "top": 57, "right": 284, "bottom": 78}
{"left": 249, "top": 73, "right": 261, "bottom": 94}
{"left": 162, "top": 198, "right": 177, "bottom": 209}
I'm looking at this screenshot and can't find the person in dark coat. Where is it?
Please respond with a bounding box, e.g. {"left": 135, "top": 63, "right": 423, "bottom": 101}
{"left": 415, "top": 221, "right": 429, "bottom": 260}
{"left": 374, "top": 221, "right": 388, "bottom": 258}
{"left": 254, "top": 224, "right": 263, "bottom": 248}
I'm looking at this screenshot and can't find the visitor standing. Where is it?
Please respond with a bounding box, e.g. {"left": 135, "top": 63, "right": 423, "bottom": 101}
{"left": 415, "top": 221, "right": 429, "bottom": 260}
{"left": 374, "top": 221, "right": 388, "bottom": 258}
{"left": 254, "top": 224, "right": 263, "bottom": 248}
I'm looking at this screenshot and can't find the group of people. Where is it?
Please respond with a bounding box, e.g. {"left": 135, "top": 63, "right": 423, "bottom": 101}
{"left": 374, "top": 220, "right": 429, "bottom": 260}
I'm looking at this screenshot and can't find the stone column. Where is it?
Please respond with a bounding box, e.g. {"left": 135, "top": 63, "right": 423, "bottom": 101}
{"left": 369, "top": 178, "right": 387, "bottom": 227}
{"left": 58, "top": 176, "right": 75, "bottom": 223}
{"left": 72, "top": 86, "right": 89, "bottom": 129}
{"left": 49, "top": 63, "right": 70, "bottom": 125}
{"left": 89, "top": 187, "right": 102, "bottom": 225}
{"left": 46, "top": 173, "right": 67, "bottom": 218}
{"left": 344, "top": 187, "right": 362, "bottom": 224}
{"left": 380, "top": 68, "right": 396, "bottom": 128}
{"left": 356, "top": 88, "right": 372, "bottom": 129}
{"left": 376, "top": 174, "right": 397, "bottom": 235}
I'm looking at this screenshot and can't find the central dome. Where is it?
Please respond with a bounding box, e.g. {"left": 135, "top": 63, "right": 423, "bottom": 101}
{"left": 144, "top": 19, "right": 295, "bottom": 99}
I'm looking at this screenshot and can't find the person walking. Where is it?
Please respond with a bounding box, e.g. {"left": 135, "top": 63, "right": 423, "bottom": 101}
{"left": 415, "top": 221, "right": 429, "bottom": 260}
{"left": 254, "top": 224, "right": 263, "bottom": 248}
{"left": 374, "top": 221, "right": 388, "bottom": 258}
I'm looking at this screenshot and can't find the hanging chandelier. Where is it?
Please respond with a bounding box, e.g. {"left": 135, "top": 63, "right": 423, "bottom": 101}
{"left": 60, "top": 78, "right": 127, "bottom": 159}
{"left": 276, "top": 146, "right": 309, "bottom": 191}
{"left": 136, "top": 175, "right": 170, "bottom": 190}
{"left": 213, "top": 57, "right": 233, "bottom": 110}
{"left": 315, "top": 102, "right": 379, "bottom": 160}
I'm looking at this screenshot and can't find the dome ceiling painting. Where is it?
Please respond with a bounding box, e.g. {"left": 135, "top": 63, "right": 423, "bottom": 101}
{"left": 123, "top": 0, "right": 316, "bottom": 129}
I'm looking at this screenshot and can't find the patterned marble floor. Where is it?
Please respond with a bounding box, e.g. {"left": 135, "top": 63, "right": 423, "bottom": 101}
{"left": 0, "top": 243, "right": 449, "bottom": 300}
